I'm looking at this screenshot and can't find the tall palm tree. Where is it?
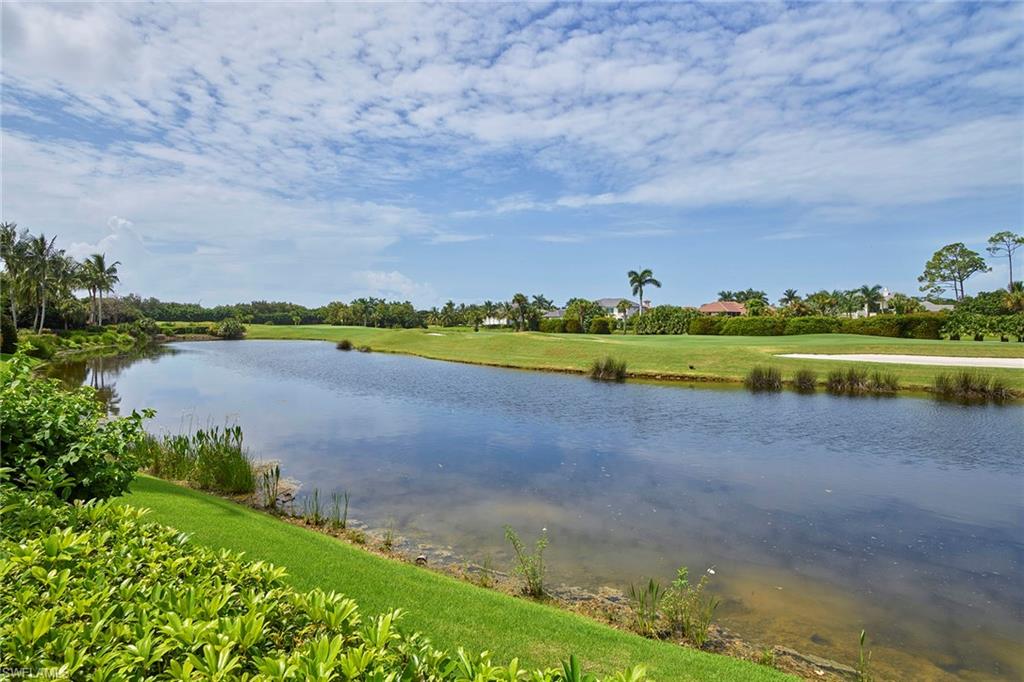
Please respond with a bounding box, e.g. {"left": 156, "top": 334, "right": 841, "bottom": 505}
{"left": 858, "top": 284, "right": 884, "bottom": 316}
{"left": 616, "top": 299, "right": 631, "bottom": 332}
{"left": 0, "top": 222, "right": 28, "bottom": 327}
{"left": 84, "top": 254, "right": 121, "bottom": 326}
{"left": 497, "top": 301, "right": 514, "bottom": 328}
{"left": 27, "top": 233, "right": 60, "bottom": 332}
{"left": 780, "top": 289, "right": 800, "bottom": 306}
{"left": 628, "top": 268, "right": 661, "bottom": 316}
{"left": 511, "top": 293, "right": 529, "bottom": 331}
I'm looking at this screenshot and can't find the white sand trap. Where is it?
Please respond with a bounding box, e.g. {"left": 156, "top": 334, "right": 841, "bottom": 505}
{"left": 426, "top": 332, "right": 444, "bottom": 336}
{"left": 777, "top": 353, "right": 1024, "bottom": 369}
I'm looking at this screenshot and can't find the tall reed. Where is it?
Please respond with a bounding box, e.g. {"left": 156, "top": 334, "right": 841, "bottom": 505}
{"left": 934, "top": 371, "right": 1011, "bottom": 402}
{"left": 744, "top": 365, "right": 782, "bottom": 392}
{"left": 140, "top": 424, "right": 254, "bottom": 494}
{"left": 589, "top": 356, "right": 627, "bottom": 382}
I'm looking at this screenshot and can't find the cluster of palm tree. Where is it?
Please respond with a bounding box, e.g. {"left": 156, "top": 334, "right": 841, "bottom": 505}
{"left": 1, "top": 223, "right": 120, "bottom": 331}
{"left": 426, "top": 294, "right": 555, "bottom": 330}
{"left": 774, "top": 285, "right": 899, "bottom": 317}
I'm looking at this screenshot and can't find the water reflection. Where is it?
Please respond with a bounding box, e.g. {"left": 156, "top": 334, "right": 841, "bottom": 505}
{"left": 52, "top": 340, "right": 1024, "bottom": 680}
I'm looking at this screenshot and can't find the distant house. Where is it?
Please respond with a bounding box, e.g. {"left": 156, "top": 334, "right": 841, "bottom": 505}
{"left": 595, "top": 298, "right": 647, "bottom": 320}
{"left": 698, "top": 301, "right": 746, "bottom": 316}
{"left": 481, "top": 315, "right": 509, "bottom": 327}
{"left": 542, "top": 308, "right": 565, "bottom": 319}
{"left": 921, "top": 300, "right": 954, "bottom": 313}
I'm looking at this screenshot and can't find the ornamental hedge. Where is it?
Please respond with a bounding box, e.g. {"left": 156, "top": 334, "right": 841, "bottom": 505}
{"left": 634, "top": 306, "right": 700, "bottom": 335}
{"left": 783, "top": 316, "right": 841, "bottom": 335}
{"left": 720, "top": 317, "right": 786, "bottom": 336}
{"left": 838, "top": 313, "right": 946, "bottom": 339}
{"left": 688, "top": 317, "right": 725, "bottom": 335}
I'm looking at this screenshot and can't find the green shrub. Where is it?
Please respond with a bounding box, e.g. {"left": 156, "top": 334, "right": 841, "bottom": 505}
{"left": 0, "top": 489, "right": 641, "bottom": 681}
{"left": 744, "top": 365, "right": 782, "bottom": 391}
{"left": 634, "top": 306, "right": 700, "bottom": 335}
{"left": 539, "top": 318, "right": 565, "bottom": 333}
{"left": 20, "top": 333, "right": 58, "bottom": 359}
{"left": 336, "top": 339, "right": 353, "bottom": 350}
{"left": 0, "top": 354, "right": 152, "bottom": 500}
{"left": 589, "top": 356, "right": 627, "bottom": 382}
{"left": 563, "top": 318, "right": 583, "bottom": 334}
{"left": 213, "top": 317, "right": 246, "bottom": 339}
{"left": 504, "top": 525, "right": 549, "bottom": 597}
{"left": 840, "top": 313, "right": 945, "bottom": 339}
{"left": 128, "top": 316, "right": 160, "bottom": 338}
{"left": 792, "top": 368, "right": 817, "bottom": 392}
{"left": 663, "top": 567, "right": 720, "bottom": 649}
{"left": 721, "top": 317, "right": 785, "bottom": 336}
{"left": 783, "top": 316, "right": 840, "bottom": 335}
{"left": 688, "top": 316, "right": 724, "bottom": 335}
{"left": 0, "top": 314, "right": 16, "bottom": 354}
{"left": 589, "top": 317, "right": 613, "bottom": 334}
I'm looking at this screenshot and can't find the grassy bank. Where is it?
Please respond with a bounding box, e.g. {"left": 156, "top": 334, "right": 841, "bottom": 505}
{"left": 124, "top": 476, "right": 791, "bottom": 681}
{"left": 244, "top": 324, "right": 1024, "bottom": 392}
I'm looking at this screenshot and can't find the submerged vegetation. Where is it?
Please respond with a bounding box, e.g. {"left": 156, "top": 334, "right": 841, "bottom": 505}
{"left": 744, "top": 365, "right": 782, "bottom": 392}
{"left": 589, "top": 356, "right": 628, "bottom": 382}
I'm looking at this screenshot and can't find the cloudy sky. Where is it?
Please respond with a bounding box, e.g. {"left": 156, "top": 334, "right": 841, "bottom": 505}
{"left": 2, "top": 2, "right": 1021, "bottom": 307}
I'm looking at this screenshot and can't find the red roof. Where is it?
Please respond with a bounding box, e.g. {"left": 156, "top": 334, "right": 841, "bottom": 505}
{"left": 698, "top": 301, "right": 746, "bottom": 314}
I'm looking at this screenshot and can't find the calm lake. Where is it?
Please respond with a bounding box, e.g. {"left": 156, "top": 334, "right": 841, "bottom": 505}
{"left": 52, "top": 340, "right": 1023, "bottom": 680}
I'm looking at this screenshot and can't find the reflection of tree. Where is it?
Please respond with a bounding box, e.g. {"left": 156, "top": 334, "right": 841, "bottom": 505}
{"left": 45, "top": 345, "right": 175, "bottom": 415}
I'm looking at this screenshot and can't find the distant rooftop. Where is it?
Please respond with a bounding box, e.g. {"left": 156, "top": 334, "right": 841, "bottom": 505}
{"left": 699, "top": 301, "right": 746, "bottom": 314}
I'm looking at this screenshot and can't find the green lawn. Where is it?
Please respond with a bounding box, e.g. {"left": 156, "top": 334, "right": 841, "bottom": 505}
{"left": 123, "top": 476, "right": 791, "bottom": 681}
{"left": 244, "top": 324, "right": 1024, "bottom": 392}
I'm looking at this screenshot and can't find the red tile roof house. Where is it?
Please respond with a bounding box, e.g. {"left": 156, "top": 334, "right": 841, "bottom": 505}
{"left": 698, "top": 301, "right": 746, "bottom": 316}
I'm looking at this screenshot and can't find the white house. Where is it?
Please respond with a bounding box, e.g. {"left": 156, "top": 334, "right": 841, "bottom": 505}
{"left": 481, "top": 315, "right": 509, "bottom": 327}
{"left": 595, "top": 298, "right": 648, "bottom": 320}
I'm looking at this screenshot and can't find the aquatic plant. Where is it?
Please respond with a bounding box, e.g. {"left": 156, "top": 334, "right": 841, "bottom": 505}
{"left": 382, "top": 519, "right": 395, "bottom": 552}
{"left": 329, "top": 490, "right": 349, "bottom": 529}
{"left": 336, "top": 339, "right": 353, "bottom": 351}
{"left": 744, "top": 365, "right": 782, "bottom": 392}
{"left": 142, "top": 424, "right": 254, "bottom": 494}
{"left": 663, "top": 566, "right": 720, "bottom": 648}
{"left": 589, "top": 356, "right": 627, "bottom": 382}
{"left": 792, "top": 368, "right": 817, "bottom": 392}
{"left": 867, "top": 370, "right": 899, "bottom": 393}
{"left": 627, "top": 578, "right": 664, "bottom": 637}
{"left": 259, "top": 463, "right": 281, "bottom": 511}
{"left": 504, "top": 525, "right": 549, "bottom": 597}
{"left": 934, "top": 371, "right": 1012, "bottom": 402}
{"left": 302, "top": 487, "right": 325, "bottom": 526}
{"left": 857, "top": 629, "right": 873, "bottom": 682}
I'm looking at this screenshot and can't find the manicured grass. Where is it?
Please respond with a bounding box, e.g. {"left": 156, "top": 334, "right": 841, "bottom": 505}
{"left": 244, "top": 324, "right": 1024, "bottom": 392}
{"left": 124, "top": 476, "right": 792, "bottom": 681}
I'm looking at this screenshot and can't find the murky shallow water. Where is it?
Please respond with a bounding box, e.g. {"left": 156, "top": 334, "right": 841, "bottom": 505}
{"left": 50, "top": 340, "right": 1024, "bottom": 680}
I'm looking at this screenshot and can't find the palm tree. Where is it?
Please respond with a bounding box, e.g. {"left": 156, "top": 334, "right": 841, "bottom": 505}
{"left": 84, "top": 254, "right": 120, "bottom": 326}
{"left": 779, "top": 289, "right": 800, "bottom": 306}
{"left": 616, "top": 299, "right": 631, "bottom": 332}
{"left": 858, "top": 284, "right": 884, "bottom": 316}
{"left": 511, "top": 293, "right": 529, "bottom": 331}
{"left": 0, "top": 222, "right": 29, "bottom": 327}
{"left": 497, "top": 301, "right": 515, "bottom": 328}
{"left": 531, "top": 294, "right": 553, "bottom": 311}
{"left": 27, "top": 233, "right": 60, "bottom": 332}
{"left": 628, "top": 268, "right": 661, "bottom": 316}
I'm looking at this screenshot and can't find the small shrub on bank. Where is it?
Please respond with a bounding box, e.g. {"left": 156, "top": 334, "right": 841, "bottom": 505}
{"left": 590, "top": 356, "right": 627, "bottom": 382}
{"left": 213, "top": 316, "right": 246, "bottom": 339}
{"left": 744, "top": 365, "right": 782, "bottom": 392}
{"left": 0, "top": 354, "right": 151, "bottom": 500}
{"left": 792, "top": 368, "right": 817, "bottom": 392}
{"left": 504, "top": 525, "right": 549, "bottom": 597}
{"left": 336, "top": 338, "right": 353, "bottom": 350}
{"left": 664, "top": 566, "right": 721, "bottom": 648}
{"left": 688, "top": 316, "right": 724, "bottom": 335}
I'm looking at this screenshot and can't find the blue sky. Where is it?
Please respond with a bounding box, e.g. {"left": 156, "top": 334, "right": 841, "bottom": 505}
{"left": 2, "top": 2, "right": 1021, "bottom": 307}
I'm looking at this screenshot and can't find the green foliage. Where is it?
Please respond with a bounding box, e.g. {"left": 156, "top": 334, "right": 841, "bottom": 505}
{"left": 933, "top": 371, "right": 1012, "bottom": 402}
{"left": 627, "top": 579, "right": 664, "bottom": 637}
{"left": 840, "top": 313, "right": 945, "bottom": 339}
{"left": 336, "top": 338, "right": 353, "bottom": 350}
{"left": 564, "top": 299, "right": 605, "bottom": 332}
{"left": 663, "top": 567, "right": 721, "bottom": 648}
{"left": 792, "top": 368, "right": 817, "bottom": 392}
{"left": 867, "top": 371, "right": 900, "bottom": 393}
{"left": 588, "top": 317, "right": 614, "bottom": 334}
{"left": 918, "top": 242, "right": 990, "bottom": 300}
{"left": 688, "top": 317, "right": 724, "bottom": 335}
{"left": 20, "top": 332, "right": 58, "bottom": 358}
{"left": 825, "top": 368, "right": 868, "bottom": 395}
{"left": 744, "top": 365, "right": 782, "bottom": 392}
{"left": 721, "top": 317, "right": 785, "bottom": 336}
{"left": 140, "top": 424, "right": 255, "bottom": 494}
{"left": 564, "top": 319, "right": 583, "bottom": 334}
{"left": 783, "top": 316, "right": 840, "bottom": 335}
{"left": 0, "top": 354, "right": 151, "bottom": 500}
{"left": 0, "top": 488, "right": 642, "bottom": 681}
{"left": 213, "top": 317, "right": 246, "bottom": 339}
{"left": 634, "top": 306, "right": 699, "bottom": 335}
{"left": 857, "top": 630, "right": 873, "bottom": 682}
{"left": 539, "top": 318, "right": 566, "bottom": 333}
{"left": 504, "top": 525, "right": 549, "bottom": 597}
{"left": 127, "top": 316, "right": 161, "bottom": 338}
{"left": 1, "top": 313, "right": 17, "bottom": 354}
{"left": 589, "top": 356, "right": 627, "bottom": 382}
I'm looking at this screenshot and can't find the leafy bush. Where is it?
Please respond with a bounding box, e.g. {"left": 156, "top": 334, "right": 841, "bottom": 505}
{"left": 634, "top": 306, "right": 700, "bottom": 335}
{"left": 688, "top": 316, "right": 724, "bottom": 335}
{"left": 139, "top": 424, "right": 255, "bottom": 494}
{"left": 0, "top": 354, "right": 152, "bottom": 500}
{"left": 588, "top": 317, "right": 613, "bottom": 334}
{"left": 213, "top": 317, "right": 246, "bottom": 339}
{"left": 840, "top": 313, "right": 945, "bottom": 339}
{"left": 539, "top": 318, "right": 566, "bottom": 333}
{"left": 563, "top": 318, "right": 583, "bottom": 334}
{"left": 721, "top": 317, "right": 785, "bottom": 336}
{"left": 127, "top": 316, "right": 161, "bottom": 338}
{"left": 783, "top": 316, "right": 840, "bottom": 335}
{"left": 20, "top": 332, "right": 58, "bottom": 359}
{"left": 0, "top": 489, "right": 642, "bottom": 681}
{"left": 589, "top": 356, "right": 627, "bottom": 382}
{"left": 336, "top": 339, "right": 353, "bottom": 350}
{"left": 663, "top": 567, "right": 720, "bottom": 648}
{"left": 1, "top": 314, "right": 16, "bottom": 354}
{"left": 744, "top": 365, "right": 782, "bottom": 392}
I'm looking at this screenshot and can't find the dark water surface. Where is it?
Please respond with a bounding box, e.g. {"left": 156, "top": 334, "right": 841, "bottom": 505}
{"left": 51, "top": 340, "right": 1024, "bottom": 680}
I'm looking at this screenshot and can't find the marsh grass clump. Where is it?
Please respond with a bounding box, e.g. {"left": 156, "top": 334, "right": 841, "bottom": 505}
{"left": 867, "top": 370, "right": 899, "bottom": 394}
{"left": 382, "top": 519, "right": 395, "bottom": 552}
{"left": 627, "top": 578, "right": 664, "bottom": 637}
{"left": 302, "top": 487, "right": 325, "bottom": 526}
{"left": 744, "top": 365, "right": 782, "bottom": 392}
{"left": 504, "top": 525, "right": 549, "bottom": 597}
{"left": 142, "top": 424, "right": 254, "bottom": 494}
{"left": 934, "top": 371, "right": 1011, "bottom": 402}
{"left": 825, "top": 367, "right": 898, "bottom": 396}
{"left": 589, "top": 356, "right": 627, "bottom": 382}
{"left": 329, "top": 490, "right": 350, "bottom": 529}
{"left": 336, "top": 339, "right": 353, "bottom": 351}
{"left": 259, "top": 463, "right": 281, "bottom": 510}
{"left": 664, "top": 566, "right": 721, "bottom": 648}
{"left": 792, "top": 368, "right": 817, "bottom": 392}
